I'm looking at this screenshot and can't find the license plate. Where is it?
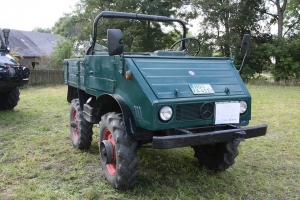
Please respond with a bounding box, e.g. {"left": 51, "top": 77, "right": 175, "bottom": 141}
{"left": 189, "top": 84, "right": 214, "bottom": 94}
{"left": 215, "top": 102, "right": 240, "bottom": 124}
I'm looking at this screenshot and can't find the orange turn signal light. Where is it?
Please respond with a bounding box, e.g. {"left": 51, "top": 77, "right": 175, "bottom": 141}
{"left": 125, "top": 70, "right": 132, "bottom": 80}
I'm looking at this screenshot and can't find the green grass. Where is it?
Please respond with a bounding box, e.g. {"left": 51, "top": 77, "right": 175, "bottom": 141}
{"left": 0, "top": 85, "right": 299, "bottom": 199}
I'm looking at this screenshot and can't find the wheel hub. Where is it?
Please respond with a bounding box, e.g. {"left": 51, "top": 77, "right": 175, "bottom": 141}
{"left": 70, "top": 121, "right": 77, "bottom": 128}
{"left": 100, "top": 140, "right": 114, "bottom": 164}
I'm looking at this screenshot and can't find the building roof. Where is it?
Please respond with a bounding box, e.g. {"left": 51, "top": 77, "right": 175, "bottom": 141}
{"left": 8, "top": 29, "right": 61, "bottom": 57}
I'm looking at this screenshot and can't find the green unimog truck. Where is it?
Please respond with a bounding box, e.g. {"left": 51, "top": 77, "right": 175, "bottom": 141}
{"left": 63, "top": 11, "right": 267, "bottom": 190}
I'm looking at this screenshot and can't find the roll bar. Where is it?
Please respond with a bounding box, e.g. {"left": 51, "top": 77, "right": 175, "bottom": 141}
{"left": 88, "top": 11, "right": 187, "bottom": 55}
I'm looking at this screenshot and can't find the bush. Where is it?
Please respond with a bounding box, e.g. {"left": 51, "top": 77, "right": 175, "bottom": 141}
{"left": 262, "top": 37, "right": 300, "bottom": 82}
{"left": 51, "top": 38, "right": 73, "bottom": 69}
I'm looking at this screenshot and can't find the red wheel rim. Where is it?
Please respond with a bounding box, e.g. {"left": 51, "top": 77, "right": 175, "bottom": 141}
{"left": 102, "top": 129, "right": 116, "bottom": 175}
{"left": 71, "top": 109, "right": 79, "bottom": 141}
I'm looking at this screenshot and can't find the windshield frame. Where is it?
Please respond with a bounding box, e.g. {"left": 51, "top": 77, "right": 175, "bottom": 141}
{"left": 87, "top": 11, "right": 187, "bottom": 55}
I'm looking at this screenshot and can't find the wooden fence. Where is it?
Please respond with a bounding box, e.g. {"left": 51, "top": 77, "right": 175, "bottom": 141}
{"left": 27, "top": 70, "right": 65, "bottom": 86}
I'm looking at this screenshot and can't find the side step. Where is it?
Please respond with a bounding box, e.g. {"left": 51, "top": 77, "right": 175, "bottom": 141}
{"left": 83, "top": 103, "right": 101, "bottom": 124}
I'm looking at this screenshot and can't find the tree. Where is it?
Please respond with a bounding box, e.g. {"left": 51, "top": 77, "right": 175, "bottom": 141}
{"left": 52, "top": 14, "right": 78, "bottom": 39}
{"left": 259, "top": 0, "right": 300, "bottom": 37}
{"left": 186, "top": 0, "right": 275, "bottom": 80}
{"left": 259, "top": 0, "right": 287, "bottom": 37}
{"left": 284, "top": 0, "right": 300, "bottom": 36}
{"left": 52, "top": 0, "right": 186, "bottom": 52}
{"left": 32, "top": 27, "right": 51, "bottom": 33}
{"left": 260, "top": 36, "right": 300, "bottom": 82}
{"left": 191, "top": 0, "right": 265, "bottom": 57}
{"left": 51, "top": 39, "right": 73, "bottom": 69}
{"left": 257, "top": 0, "right": 300, "bottom": 82}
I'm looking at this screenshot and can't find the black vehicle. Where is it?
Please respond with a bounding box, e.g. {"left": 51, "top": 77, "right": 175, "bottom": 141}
{"left": 0, "top": 29, "right": 30, "bottom": 110}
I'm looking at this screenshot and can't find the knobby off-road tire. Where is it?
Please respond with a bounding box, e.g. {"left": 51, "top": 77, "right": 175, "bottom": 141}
{"left": 70, "top": 99, "right": 93, "bottom": 149}
{"left": 99, "top": 112, "right": 139, "bottom": 190}
{"left": 0, "top": 88, "right": 20, "bottom": 110}
{"left": 192, "top": 141, "right": 240, "bottom": 171}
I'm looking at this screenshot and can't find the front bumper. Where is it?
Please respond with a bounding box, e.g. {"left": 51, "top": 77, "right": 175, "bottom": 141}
{"left": 0, "top": 79, "right": 29, "bottom": 93}
{"left": 152, "top": 124, "right": 267, "bottom": 149}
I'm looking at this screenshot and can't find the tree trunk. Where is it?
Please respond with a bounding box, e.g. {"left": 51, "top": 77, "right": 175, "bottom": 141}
{"left": 273, "top": 0, "right": 287, "bottom": 82}
{"left": 275, "top": 0, "right": 287, "bottom": 37}
{"left": 223, "top": 0, "right": 231, "bottom": 57}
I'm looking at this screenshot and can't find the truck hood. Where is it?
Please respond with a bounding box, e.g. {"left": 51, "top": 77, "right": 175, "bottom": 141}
{"left": 0, "top": 54, "right": 17, "bottom": 66}
{"left": 131, "top": 57, "right": 246, "bottom": 99}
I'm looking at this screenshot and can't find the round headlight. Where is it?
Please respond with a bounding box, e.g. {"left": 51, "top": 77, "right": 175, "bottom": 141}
{"left": 22, "top": 67, "right": 30, "bottom": 78}
{"left": 240, "top": 101, "right": 247, "bottom": 114}
{"left": 159, "top": 106, "right": 173, "bottom": 122}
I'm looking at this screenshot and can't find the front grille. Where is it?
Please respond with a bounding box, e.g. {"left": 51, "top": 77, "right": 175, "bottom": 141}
{"left": 176, "top": 103, "right": 215, "bottom": 121}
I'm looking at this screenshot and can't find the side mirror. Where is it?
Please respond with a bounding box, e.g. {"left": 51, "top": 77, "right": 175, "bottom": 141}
{"left": 240, "top": 34, "right": 250, "bottom": 52}
{"left": 107, "top": 29, "right": 123, "bottom": 56}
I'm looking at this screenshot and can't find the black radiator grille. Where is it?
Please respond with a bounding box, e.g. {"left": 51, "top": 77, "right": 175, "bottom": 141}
{"left": 176, "top": 103, "right": 215, "bottom": 121}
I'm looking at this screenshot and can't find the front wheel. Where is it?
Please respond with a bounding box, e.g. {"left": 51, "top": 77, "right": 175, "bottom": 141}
{"left": 0, "top": 88, "right": 20, "bottom": 110}
{"left": 192, "top": 141, "right": 240, "bottom": 171}
{"left": 99, "top": 112, "right": 139, "bottom": 190}
{"left": 69, "top": 99, "right": 93, "bottom": 149}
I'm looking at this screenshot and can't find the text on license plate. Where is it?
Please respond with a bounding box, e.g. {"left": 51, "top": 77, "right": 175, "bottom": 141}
{"left": 189, "top": 84, "right": 214, "bottom": 94}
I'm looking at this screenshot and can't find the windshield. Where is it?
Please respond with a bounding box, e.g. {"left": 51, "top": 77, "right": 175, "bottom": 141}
{"left": 88, "top": 11, "right": 188, "bottom": 55}
{"left": 95, "top": 19, "right": 183, "bottom": 53}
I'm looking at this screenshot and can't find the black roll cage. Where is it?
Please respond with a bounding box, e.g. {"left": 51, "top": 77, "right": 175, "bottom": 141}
{"left": 0, "top": 35, "right": 5, "bottom": 51}
{"left": 88, "top": 11, "right": 187, "bottom": 55}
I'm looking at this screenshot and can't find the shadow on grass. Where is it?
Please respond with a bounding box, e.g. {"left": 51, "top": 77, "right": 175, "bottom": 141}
{"left": 108, "top": 147, "right": 243, "bottom": 199}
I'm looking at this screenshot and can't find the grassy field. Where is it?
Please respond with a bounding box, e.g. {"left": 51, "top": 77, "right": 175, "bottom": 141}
{"left": 0, "top": 85, "right": 299, "bottom": 200}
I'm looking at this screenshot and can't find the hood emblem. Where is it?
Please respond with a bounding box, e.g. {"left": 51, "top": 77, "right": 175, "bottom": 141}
{"left": 188, "top": 71, "right": 195, "bottom": 76}
{"left": 200, "top": 103, "right": 214, "bottom": 119}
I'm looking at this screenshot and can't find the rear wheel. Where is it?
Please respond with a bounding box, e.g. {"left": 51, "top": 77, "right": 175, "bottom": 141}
{"left": 99, "top": 112, "right": 139, "bottom": 190}
{"left": 0, "top": 88, "right": 20, "bottom": 110}
{"left": 192, "top": 141, "right": 240, "bottom": 171}
{"left": 70, "top": 99, "right": 93, "bottom": 149}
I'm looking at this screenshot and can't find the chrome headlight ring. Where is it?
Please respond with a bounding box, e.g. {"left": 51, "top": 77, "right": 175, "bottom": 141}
{"left": 159, "top": 106, "right": 173, "bottom": 122}
{"left": 239, "top": 101, "right": 248, "bottom": 114}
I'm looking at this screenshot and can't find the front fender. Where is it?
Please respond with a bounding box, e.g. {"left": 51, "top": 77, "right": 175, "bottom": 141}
{"left": 112, "top": 95, "right": 153, "bottom": 140}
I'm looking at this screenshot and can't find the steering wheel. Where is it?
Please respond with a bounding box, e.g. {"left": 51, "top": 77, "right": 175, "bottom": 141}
{"left": 170, "top": 38, "right": 201, "bottom": 56}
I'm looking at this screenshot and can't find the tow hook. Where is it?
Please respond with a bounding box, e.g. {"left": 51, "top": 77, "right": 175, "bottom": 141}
{"left": 233, "top": 131, "right": 246, "bottom": 142}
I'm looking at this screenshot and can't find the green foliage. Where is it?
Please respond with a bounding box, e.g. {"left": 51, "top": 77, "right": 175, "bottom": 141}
{"left": 189, "top": 0, "right": 268, "bottom": 79}
{"left": 51, "top": 39, "right": 73, "bottom": 69}
{"left": 52, "top": 0, "right": 186, "bottom": 52}
{"left": 259, "top": 0, "right": 299, "bottom": 37}
{"left": 52, "top": 14, "right": 78, "bottom": 39}
{"left": 32, "top": 27, "right": 51, "bottom": 33}
{"left": 237, "top": 33, "right": 274, "bottom": 81}
{"left": 261, "top": 36, "right": 300, "bottom": 81}
{"left": 284, "top": 0, "right": 300, "bottom": 36}
{"left": 192, "top": 0, "right": 264, "bottom": 56}
{"left": 187, "top": 0, "right": 299, "bottom": 81}
{"left": 48, "top": 0, "right": 300, "bottom": 81}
